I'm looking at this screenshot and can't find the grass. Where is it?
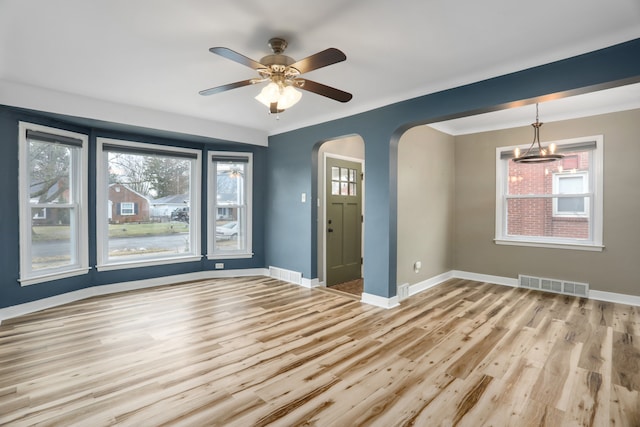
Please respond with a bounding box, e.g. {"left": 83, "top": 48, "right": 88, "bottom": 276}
{"left": 32, "top": 222, "right": 189, "bottom": 241}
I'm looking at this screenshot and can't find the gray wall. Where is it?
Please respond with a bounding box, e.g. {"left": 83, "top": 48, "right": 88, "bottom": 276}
{"left": 397, "top": 126, "right": 455, "bottom": 286}
{"left": 454, "top": 108, "right": 640, "bottom": 296}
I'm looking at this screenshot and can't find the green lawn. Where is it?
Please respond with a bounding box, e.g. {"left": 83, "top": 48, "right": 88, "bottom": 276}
{"left": 32, "top": 222, "right": 189, "bottom": 241}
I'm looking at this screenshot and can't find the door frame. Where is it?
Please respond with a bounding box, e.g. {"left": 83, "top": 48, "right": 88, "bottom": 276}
{"left": 322, "top": 152, "right": 365, "bottom": 286}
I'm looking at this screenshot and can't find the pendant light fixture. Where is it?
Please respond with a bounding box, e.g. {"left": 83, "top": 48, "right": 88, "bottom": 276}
{"left": 513, "top": 103, "right": 563, "bottom": 163}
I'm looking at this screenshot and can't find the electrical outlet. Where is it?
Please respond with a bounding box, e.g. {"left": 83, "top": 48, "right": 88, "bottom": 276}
{"left": 215, "top": 263, "right": 224, "bottom": 269}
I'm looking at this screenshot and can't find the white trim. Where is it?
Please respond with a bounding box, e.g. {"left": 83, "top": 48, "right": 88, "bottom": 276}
{"left": 208, "top": 151, "right": 253, "bottom": 259}
{"left": 589, "top": 289, "right": 640, "bottom": 306}
{"left": 494, "top": 239, "right": 604, "bottom": 252}
{"left": 96, "top": 255, "right": 203, "bottom": 272}
{"left": 206, "top": 253, "right": 254, "bottom": 260}
{"left": 361, "top": 292, "right": 399, "bottom": 309}
{"left": 19, "top": 267, "right": 91, "bottom": 287}
{"left": 119, "top": 201, "right": 136, "bottom": 216}
{"left": 18, "top": 122, "right": 89, "bottom": 285}
{"left": 321, "top": 152, "right": 365, "bottom": 285}
{"left": 4, "top": 269, "right": 640, "bottom": 323}
{"left": 408, "top": 271, "right": 455, "bottom": 296}
{"left": 451, "top": 270, "right": 519, "bottom": 287}
{"left": 552, "top": 172, "right": 589, "bottom": 217}
{"left": 96, "top": 137, "right": 202, "bottom": 268}
{"left": 301, "top": 277, "right": 321, "bottom": 288}
{"left": 0, "top": 268, "right": 270, "bottom": 324}
{"left": 495, "top": 135, "right": 604, "bottom": 249}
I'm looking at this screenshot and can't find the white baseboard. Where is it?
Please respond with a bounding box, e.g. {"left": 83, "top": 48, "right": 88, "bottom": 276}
{"left": 452, "top": 270, "right": 519, "bottom": 287}
{"left": 0, "top": 268, "right": 269, "bottom": 323}
{"left": 301, "top": 277, "right": 321, "bottom": 288}
{"left": 4, "top": 268, "right": 639, "bottom": 323}
{"left": 408, "top": 271, "right": 455, "bottom": 296}
{"left": 589, "top": 289, "right": 640, "bottom": 306}
{"left": 361, "top": 292, "right": 399, "bottom": 309}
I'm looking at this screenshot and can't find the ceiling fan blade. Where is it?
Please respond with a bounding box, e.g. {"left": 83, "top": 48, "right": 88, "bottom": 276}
{"left": 209, "top": 47, "right": 265, "bottom": 70}
{"left": 289, "top": 48, "right": 346, "bottom": 74}
{"left": 297, "top": 79, "right": 352, "bottom": 103}
{"left": 199, "top": 79, "right": 254, "bottom": 96}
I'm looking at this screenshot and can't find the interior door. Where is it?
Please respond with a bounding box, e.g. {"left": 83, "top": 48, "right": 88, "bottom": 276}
{"left": 326, "top": 157, "right": 362, "bottom": 286}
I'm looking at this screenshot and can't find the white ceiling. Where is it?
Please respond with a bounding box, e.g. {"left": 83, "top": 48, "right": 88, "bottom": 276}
{"left": 1, "top": 0, "right": 639, "bottom": 139}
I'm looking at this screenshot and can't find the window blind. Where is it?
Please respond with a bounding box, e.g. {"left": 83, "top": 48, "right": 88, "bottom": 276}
{"left": 26, "top": 129, "right": 83, "bottom": 148}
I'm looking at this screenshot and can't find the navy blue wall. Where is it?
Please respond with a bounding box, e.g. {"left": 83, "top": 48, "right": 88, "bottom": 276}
{"left": 266, "top": 38, "right": 640, "bottom": 298}
{"left": 3, "top": 39, "right": 640, "bottom": 309}
{"left": 0, "top": 106, "right": 266, "bottom": 309}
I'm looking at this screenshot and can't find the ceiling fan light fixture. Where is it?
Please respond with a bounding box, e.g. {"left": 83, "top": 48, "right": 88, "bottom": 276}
{"left": 255, "top": 82, "right": 302, "bottom": 111}
{"left": 513, "top": 103, "right": 563, "bottom": 163}
{"left": 278, "top": 85, "right": 302, "bottom": 110}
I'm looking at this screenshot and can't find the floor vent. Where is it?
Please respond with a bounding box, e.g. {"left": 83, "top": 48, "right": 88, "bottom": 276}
{"left": 269, "top": 266, "right": 303, "bottom": 285}
{"left": 519, "top": 274, "right": 588, "bottom": 297}
{"left": 398, "top": 283, "right": 410, "bottom": 301}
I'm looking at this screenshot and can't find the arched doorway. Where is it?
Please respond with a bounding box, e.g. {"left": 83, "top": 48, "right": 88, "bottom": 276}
{"left": 316, "top": 135, "right": 365, "bottom": 295}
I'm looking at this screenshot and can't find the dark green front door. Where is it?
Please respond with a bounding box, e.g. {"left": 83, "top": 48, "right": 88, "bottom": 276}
{"left": 326, "top": 157, "right": 362, "bottom": 287}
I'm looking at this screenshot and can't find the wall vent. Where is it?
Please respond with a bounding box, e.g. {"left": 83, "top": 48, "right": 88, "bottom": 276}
{"left": 518, "top": 274, "right": 588, "bottom": 297}
{"left": 398, "top": 283, "right": 410, "bottom": 301}
{"left": 269, "top": 266, "right": 303, "bottom": 285}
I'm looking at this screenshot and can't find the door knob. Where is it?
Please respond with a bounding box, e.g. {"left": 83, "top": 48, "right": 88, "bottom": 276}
{"left": 328, "top": 228, "right": 334, "bottom": 232}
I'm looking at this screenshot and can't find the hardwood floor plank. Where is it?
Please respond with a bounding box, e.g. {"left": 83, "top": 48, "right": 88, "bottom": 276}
{"left": 0, "top": 277, "right": 638, "bottom": 426}
{"left": 611, "top": 330, "right": 640, "bottom": 392}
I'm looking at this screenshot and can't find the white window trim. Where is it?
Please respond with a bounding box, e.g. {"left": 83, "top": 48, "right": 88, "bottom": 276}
{"left": 495, "top": 135, "right": 603, "bottom": 251}
{"left": 18, "top": 122, "right": 90, "bottom": 286}
{"left": 120, "top": 202, "right": 135, "bottom": 216}
{"left": 32, "top": 207, "right": 47, "bottom": 219}
{"left": 96, "top": 137, "right": 201, "bottom": 271}
{"left": 207, "top": 151, "right": 253, "bottom": 259}
{"left": 552, "top": 171, "right": 589, "bottom": 217}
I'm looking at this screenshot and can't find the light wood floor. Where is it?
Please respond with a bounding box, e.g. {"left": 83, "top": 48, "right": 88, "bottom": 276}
{"left": 0, "top": 277, "right": 638, "bottom": 426}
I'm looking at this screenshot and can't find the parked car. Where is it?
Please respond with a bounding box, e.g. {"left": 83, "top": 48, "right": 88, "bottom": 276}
{"left": 171, "top": 207, "right": 189, "bottom": 223}
{"left": 216, "top": 221, "right": 238, "bottom": 239}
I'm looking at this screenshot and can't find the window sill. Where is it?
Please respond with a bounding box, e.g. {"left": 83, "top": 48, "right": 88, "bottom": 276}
{"left": 96, "top": 255, "right": 202, "bottom": 272}
{"left": 20, "top": 267, "right": 91, "bottom": 286}
{"left": 206, "top": 252, "right": 254, "bottom": 260}
{"left": 494, "top": 238, "right": 604, "bottom": 252}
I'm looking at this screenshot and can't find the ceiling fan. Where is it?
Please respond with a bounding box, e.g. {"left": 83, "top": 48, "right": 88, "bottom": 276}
{"left": 199, "top": 37, "right": 352, "bottom": 114}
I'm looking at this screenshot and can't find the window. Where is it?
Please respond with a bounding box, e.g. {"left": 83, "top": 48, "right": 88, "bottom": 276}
{"left": 97, "top": 138, "right": 201, "bottom": 270}
{"left": 553, "top": 172, "right": 588, "bottom": 217}
{"left": 495, "top": 136, "right": 603, "bottom": 251}
{"left": 18, "top": 122, "right": 89, "bottom": 285}
{"left": 208, "top": 152, "right": 252, "bottom": 258}
{"left": 120, "top": 202, "right": 136, "bottom": 215}
{"left": 331, "top": 166, "right": 358, "bottom": 196}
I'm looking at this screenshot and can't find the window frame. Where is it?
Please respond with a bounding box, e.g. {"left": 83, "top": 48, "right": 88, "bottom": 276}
{"left": 18, "top": 122, "right": 89, "bottom": 285}
{"left": 207, "top": 151, "right": 253, "bottom": 259}
{"left": 495, "top": 135, "right": 604, "bottom": 251}
{"left": 119, "top": 202, "right": 136, "bottom": 216}
{"left": 552, "top": 171, "right": 589, "bottom": 217}
{"left": 96, "top": 137, "right": 202, "bottom": 271}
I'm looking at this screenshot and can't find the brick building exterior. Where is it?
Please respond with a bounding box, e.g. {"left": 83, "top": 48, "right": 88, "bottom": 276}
{"left": 108, "top": 184, "right": 150, "bottom": 223}
{"left": 507, "top": 151, "right": 590, "bottom": 239}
